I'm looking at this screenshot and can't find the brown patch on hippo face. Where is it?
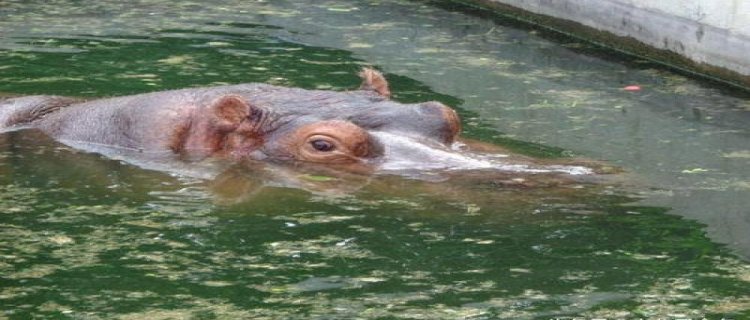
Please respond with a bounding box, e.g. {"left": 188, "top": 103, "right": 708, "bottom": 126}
{"left": 175, "top": 95, "right": 266, "bottom": 158}
{"left": 280, "top": 120, "right": 381, "bottom": 165}
{"left": 211, "top": 95, "right": 268, "bottom": 157}
{"left": 358, "top": 67, "right": 391, "bottom": 98}
{"left": 211, "top": 95, "right": 256, "bottom": 131}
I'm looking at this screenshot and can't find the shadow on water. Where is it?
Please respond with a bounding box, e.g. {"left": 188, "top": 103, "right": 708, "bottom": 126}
{"left": 1, "top": 0, "right": 750, "bottom": 318}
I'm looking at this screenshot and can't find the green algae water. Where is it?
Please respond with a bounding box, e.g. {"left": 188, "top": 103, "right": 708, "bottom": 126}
{"left": 1, "top": 0, "right": 750, "bottom": 318}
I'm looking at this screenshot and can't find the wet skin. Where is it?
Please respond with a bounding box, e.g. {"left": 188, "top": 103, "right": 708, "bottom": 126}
{"left": 0, "top": 69, "right": 461, "bottom": 171}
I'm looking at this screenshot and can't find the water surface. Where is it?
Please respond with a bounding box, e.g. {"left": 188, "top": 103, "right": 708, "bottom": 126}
{"left": 1, "top": 0, "right": 749, "bottom": 318}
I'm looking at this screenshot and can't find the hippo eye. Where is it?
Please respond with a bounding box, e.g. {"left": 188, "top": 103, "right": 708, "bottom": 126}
{"left": 310, "top": 139, "right": 336, "bottom": 152}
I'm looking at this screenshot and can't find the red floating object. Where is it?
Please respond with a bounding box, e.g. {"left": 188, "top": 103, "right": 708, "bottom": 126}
{"left": 623, "top": 85, "right": 642, "bottom": 91}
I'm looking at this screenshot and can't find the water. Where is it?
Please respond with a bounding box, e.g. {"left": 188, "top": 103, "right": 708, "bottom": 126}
{"left": 1, "top": 0, "right": 749, "bottom": 318}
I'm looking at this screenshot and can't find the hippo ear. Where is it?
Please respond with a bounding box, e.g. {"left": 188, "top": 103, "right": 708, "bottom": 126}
{"left": 358, "top": 67, "right": 391, "bottom": 98}
{"left": 210, "top": 95, "right": 256, "bottom": 130}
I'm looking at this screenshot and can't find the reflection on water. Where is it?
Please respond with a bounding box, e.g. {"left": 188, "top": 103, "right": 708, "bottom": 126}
{"left": 371, "top": 131, "right": 593, "bottom": 175}
{"left": 2, "top": 129, "right": 749, "bottom": 318}
{"left": 1, "top": 0, "right": 750, "bottom": 318}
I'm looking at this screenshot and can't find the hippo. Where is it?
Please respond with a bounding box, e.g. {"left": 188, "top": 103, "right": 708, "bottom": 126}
{"left": 0, "top": 69, "right": 597, "bottom": 180}
{"left": 0, "top": 68, "right": 466, "bottom": 172}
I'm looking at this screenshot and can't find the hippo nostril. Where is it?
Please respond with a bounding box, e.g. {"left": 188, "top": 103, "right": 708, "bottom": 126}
{"left": 420, "top": 101, "right": 461, "bottom": 144}
{"left": 443, "top": 106, "right": 461, "bottom": 143}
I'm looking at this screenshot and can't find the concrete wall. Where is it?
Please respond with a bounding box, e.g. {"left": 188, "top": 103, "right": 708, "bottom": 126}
{"left": 469, "top": 0, "right": 750, "bottom": 87}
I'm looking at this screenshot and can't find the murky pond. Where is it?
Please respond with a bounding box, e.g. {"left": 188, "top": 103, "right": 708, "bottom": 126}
{"left": 1, "top": 0, "right": 750, "bottom": 318}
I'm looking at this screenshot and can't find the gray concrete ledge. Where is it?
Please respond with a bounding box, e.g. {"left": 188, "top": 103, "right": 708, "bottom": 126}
{"left": 461, "top": 0, "right": 750, "bottom": 88}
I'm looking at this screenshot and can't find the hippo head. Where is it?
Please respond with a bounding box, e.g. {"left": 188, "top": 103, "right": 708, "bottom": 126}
{"left": 188, "top": 68, "right": 463, "bottom": 173}
{"left": 7, "top": 68, "right": 591, "bottom": 183}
